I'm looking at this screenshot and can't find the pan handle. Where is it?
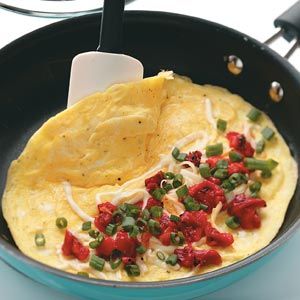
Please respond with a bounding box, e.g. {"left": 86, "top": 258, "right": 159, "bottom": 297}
{"left": 265, "top": 1, "right": 300, "bottom": 59}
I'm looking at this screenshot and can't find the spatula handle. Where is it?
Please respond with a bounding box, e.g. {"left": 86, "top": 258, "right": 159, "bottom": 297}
{"left": 97, "top": 0, "right": 125, "bottom": 53}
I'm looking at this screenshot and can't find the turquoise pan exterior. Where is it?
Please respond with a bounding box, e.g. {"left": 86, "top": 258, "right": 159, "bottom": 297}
{"left": 0, "top": 242, "right": 280, "bottom": 300}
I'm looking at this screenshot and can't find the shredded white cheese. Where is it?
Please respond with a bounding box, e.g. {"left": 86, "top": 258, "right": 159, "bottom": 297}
{"left": 180, "top": 169, "right": 203, "bottom": 187}
{"left": 179, "top": 161, "right": 198, "bottom": 174}
{"left": 63, "top": 182, "right": 94, "bottom": 222}
{"left": 211, "top": 202, "right": 223, "bottom": 229}
{"left": 205, "top": 98, "right": 216, "bottom": 129}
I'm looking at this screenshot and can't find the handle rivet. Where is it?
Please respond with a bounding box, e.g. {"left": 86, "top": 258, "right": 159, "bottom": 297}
{"left": 226, "top": 55, "right": 243, "bottom": 75}
{"left": 269, "top": 81, "right": 284, "bottom": 102}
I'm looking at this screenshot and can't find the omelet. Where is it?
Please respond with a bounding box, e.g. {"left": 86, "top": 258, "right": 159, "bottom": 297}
{"left": 2, "top": 72, "right": 297, "bottom": 281}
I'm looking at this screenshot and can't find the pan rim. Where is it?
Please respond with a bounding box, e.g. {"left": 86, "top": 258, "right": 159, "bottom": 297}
{"left": 0, "top": 9, "right": 299, "bottom": 289}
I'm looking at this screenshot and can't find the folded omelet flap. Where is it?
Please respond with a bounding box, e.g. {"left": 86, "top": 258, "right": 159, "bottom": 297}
{"left": 10, "top": 75, "right": 166, "bottom": 187}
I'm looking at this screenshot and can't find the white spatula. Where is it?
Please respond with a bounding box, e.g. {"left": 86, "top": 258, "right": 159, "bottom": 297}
{"left": 67, "top": 0, "right": 144, "bottom": 107}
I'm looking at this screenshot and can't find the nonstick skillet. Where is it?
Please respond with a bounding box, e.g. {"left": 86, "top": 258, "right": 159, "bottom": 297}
{"left": 0, "top": 2, "right": 300, "bottom": 300}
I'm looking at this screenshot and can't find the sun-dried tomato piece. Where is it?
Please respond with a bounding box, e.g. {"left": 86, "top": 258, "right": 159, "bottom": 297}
{"left": 96, "top": 236, "right": 116, "bottom": 258}
{"left": 159, "top": 226, "right": 174, "bottom": 246}
{"left": 228, "top": 162, "right": 250, "bottom": 175}
{"left": 194, "top": 249, "right": 222, "bottom": 267}
{"left": 206, "top": 176, "right": 222, "bottom": 185}
{"left": 62, "top": 230, "right": 90, "bottom": 261}
{"left": 227, "top": 193, "right": 266, "bottom": 229}
{"left": 180, "top": 211, "right": 208, "bottom": 228}
{"left": 205, "top": 222, "right": 234, "bottom": 247}
{"left": 175, "top": 246, "right": 222, "bottom": 268}
{"left": 181, "top": 226, "right": 203, "bottom": 243}
{"left": 185, "top": 151, "right": 202, "bottom": 167}
{"left": 174, "top": 245, "right": 195, "bottom": 268}
{"left": 115, "top": 231, "right": 137, "bottom": 257}
{"left": 189, "top": 180, "right": 226, "bottom": 213}
{"left": 98, "top": 202, "right": 116, "bottom": 214}
{"left": 145, "top": 171, "right": 164, "bottom": 192}
{"left": 226, "top": 132, "right": 254, "bottom": 157}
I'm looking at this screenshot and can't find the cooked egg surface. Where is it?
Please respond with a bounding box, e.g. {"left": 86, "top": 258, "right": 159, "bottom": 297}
{"left": 2, "top": 73, "right": 297, "bottom": 281}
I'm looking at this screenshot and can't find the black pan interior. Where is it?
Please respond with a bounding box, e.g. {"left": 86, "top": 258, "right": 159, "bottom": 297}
{"left": 0, "top": 11, "right": 299, "bottom": 255}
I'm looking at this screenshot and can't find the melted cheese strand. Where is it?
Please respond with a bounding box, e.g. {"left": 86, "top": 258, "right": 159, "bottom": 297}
{"left": 205, "top": 98, "right": 216, "bottom": 129}
{"left": 63, "top": 182, "right": 94, "bottom": 222}
{"left": 179, "top": 161, "right": 198, "bottom": 174}
{"left": 211, "top": 202, "right": 223, "bottom": 230}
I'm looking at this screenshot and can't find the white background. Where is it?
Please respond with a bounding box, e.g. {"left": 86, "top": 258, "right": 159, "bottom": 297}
{"left": 0, "top": 0, "right": 300, "bottom": 299}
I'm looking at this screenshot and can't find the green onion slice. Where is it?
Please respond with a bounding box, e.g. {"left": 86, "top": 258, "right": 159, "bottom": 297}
{"left": 35, "top": 233, "right": 46, "bottom": 247}
{"left": 199, "top": 163, "right": 211, "bottom": 178}
{"left": 176, "top": 184, "right": 189, "bottom": 198}
{"left": 152, "top": 188, "right": 166, "bottom": 201}
{"left": 261, "top": 127, "right": 275, "bottom": 141}
{"left": 217, "top": 119, "right": 227, "bottom": 132}
{"left": 206, "top": 143, "right": 223, "bottom": 157}
{"left": 170, "top": 215, "right": 180, "bottom": 222}
{"left": 256, "top": 139, "right": 265, "bottom": 154}
{"left": 110, "top": 257, "right": 122, "bottom": 270}
{"left": 225, "top": 216, "right": 240, "bottom": 229}
{"left": 229, "top": 151, "right": 243, "bottom": 162}
{"left": 129, "top": 225, "right": 140, "bottom": 238}
{"left": 148, "top": 219, "right": 162, "bottom": 235}
{"left": 56, "top": 217, "right": 68, "bottom": 229}
{"left": 247, "top": 108, "right": 262, "bottom": 122}
{"left": 183, "top": 196, "right": 200, "bottom": 211}
{"left": 166, "top": 254, "right": 178, "bottom": 266}
{"left": 105, "top": 224, "right": 117, "bottom": 236}
{"left": 216, "top": 159, "right": 229, "bottom": 169}
{"left": 156, "top": 251, "right": 166, "bottom": 261}
{"left": 142, "top": 209, "right": 150, "bottom": 221}
{"left": 164, "top": 172, "right": 175, "bottom": 179}
{"left": 89, "top": 255, "right": 105, "bottom": 271}
{"left": 244, "top": 158, "right": 278, "bottom": 171}
{"left": 88, "top": 229, "right": 99, "bottom": 239}
{"left": 136, "top": 245, "right": 147, "bottom": 254}
{"left": 125, "top": 264, "right": 140, "bottom": 276}
{"left": 170, "top": 232, "right": 185, "bottom": 246}
{"left": 213, "top": 168, "right": 228, "bottom": 179}
{"left": 122, "top": 216, "right": 135, "bottom": 232}
{"left": 150, "top": 206, "right": 163, "bottom": 218}
{"left": 82, "top": 221, "right": 92, "bottom": 231}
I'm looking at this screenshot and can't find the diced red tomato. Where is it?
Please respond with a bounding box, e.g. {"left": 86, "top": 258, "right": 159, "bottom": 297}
{"left": 62, "top": 230, "right": 90, "bottom": 261}
{"left": 228, "top": 162, "right": 250, "bottom": 175}
{"left": 145, "top": 171, "right": 164, "bottom": 192}
{"left": 115, "top": 231, "right": 137, "bottom": 257}
{"left": 206, "top": 156, "right": 224, "bottom": 168}
{"left": 205, "top": 222, "right": 234, "bottom": 247}
{"left": 226, "top": 132, "right": 254, "bottom": 157}
{"left": 189, "top": 180, "right": 226, "bottom": 213}
{"left": 227, "top": 193, "right": 266, "bottom": 229}
{"left": 96, "top": 236, "right": 116, "bottom": 258}
{"left": 194, "top": 249, "right": 222, "bottom": 267}
{"left": 98, "top": 202, "right": 116, "bottom": 214}
{"left": 174, "top": 245, "right": 195, "bottom": 268}
{"left": 140, "top": 232, "right": 152, "bottom": 247}
{"left": 159, "top": 227, "right": 174, "bottom": 246}
{"left": 206, "top": 176, "right": 222, "bottom": 185}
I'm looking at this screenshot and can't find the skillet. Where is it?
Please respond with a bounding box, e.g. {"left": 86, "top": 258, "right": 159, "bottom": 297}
{"left": 0, "top": 2, "right": 300, "bottom": 300}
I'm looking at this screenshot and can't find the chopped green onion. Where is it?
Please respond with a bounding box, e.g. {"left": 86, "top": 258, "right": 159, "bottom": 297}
{"left": 112, "top": 210, "right": 124, "bottom": 225}
{"left": 152, "top": 188, "right": 166, "bottom": 201}
{"left": 122, "top": 216, "right": 136, "bottom": 232}
{"left": 225, "top": 216, "right": 240, "bottom": 229}
{"left": 261, "top": 169, "right": 272, "bottom": 178}
{"left": 170, "top": 215, "right": 180, "bottom": 222}
{"left": 172, "top": 147, "right": 180, "bottom": 159}
{"left": 150, "top": 206, "right": 163, "bottom": 218}
{"left": 136, "top": 245, "right": 147, "bottom": 254}
{"left": 247, "top": 108, "right": 262, "bottom": 122}
{"left": 213, "top": 168, "right": 228, "bottom": 179}
{"left": 228, "top": 173, "right": 248, "bottom": 187}
{"left": 177, "top": 153, "right": 187, "bottom": 162}
{"left": 156, "top": 251, "right": 166, "bottom": 261}
{"left": 221, "top": 179, "right": 235, "bottom": 191}
{"left": 110, "top": 258, "right": 122, "bottom": 270}
{"left": 82, "top": 221, "right": 92, "bottom": 231}
{"left": 105, "top": 224, "right": 117, "bottom": 236}
{"left": 206, "top": 143, "right": 223, "bottom": 157}
{"left": 249, "top": 181, "right": 262, "bottom": 195}
{"left": 142, "top": 209, "right": 150, "bottom": 221}
{"left": 35, "top": 233, "right": 45, "bottom": 247}
{"left": 89, "top": 229, "right": 99, "bottom": 239}
{"left": 89, "top": 234, "right": 104, "bottom": 249}
{"left": 173, "top": 174, "right": 183, "bottom": 188}
{"left": 216, "top": 159, "right": 229, "bottom": 169}
{"left": 199, "top": 163, "right": 211, "bottom": 178}
{"left": 176, "top": 184, "right": 189, "bottom": 198}
{"left": 183, "top": 196, "right": 200, "bottom": 211}
{"left": 164, "top": 172, "right": 175, "bottom": 179}
{"left": 261, "top": 127, "right": 275, "bottom": 141}
{"left": 172, "top": 147, "right": 187, "bottom": 162}
{"left": 229, "top": 151, "right": 243, "bottom": 162}
{"left": 129, "top": 225, "right": 140, "bottom": 238}
{"left": 56, "top": 217, "right": 68, "bottom": 229}
{"left": 125, "top": 264, "right": 140, "bottom": 276}
{"left": 256, "top": 139, "right": 265, "bottom": 154}
{"left": 166, "top": 254, "right": 178, "bottom": 266}
{"left": 170, "top": 232, "right": 185, "bottom": 246}
{"left": 163, "top": 183, "right": 173, "bottom": 192}
{"left": 77, "top": 272, "right": 89, "bottom": 277}
{"left": 217, "top": 119, "right": 227, "bottom": 132}
{"left": 148, "top": 219, "right": 162, "bottom": 235}
{"left": 244, "top": 158, "right": 278, "bottom": 171}
{"left": 199, "top": 203, "right": 208, "bottom": 211}
{"left": 124, "top": 204, "right": 140, "bottom": 219}
{"left": 89, "top": 255, "right": 105, "bottom": 271}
